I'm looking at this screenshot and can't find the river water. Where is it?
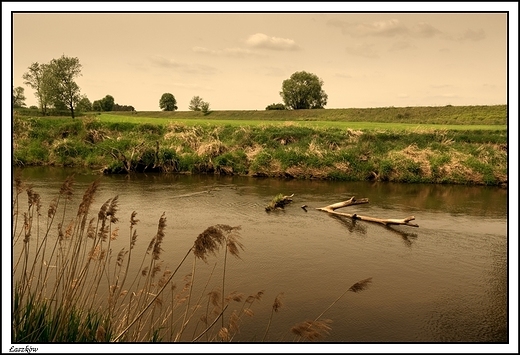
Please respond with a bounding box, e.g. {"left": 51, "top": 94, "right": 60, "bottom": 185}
{"left": 10, "top": 167, "right": 509, "bottom": 344}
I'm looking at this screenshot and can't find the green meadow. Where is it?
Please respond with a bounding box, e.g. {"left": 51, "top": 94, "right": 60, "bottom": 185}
{"left": 12, "top": 105, "right": 508, "bottom": 186}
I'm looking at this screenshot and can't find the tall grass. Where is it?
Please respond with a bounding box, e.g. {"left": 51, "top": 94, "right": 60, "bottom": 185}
{"left": 12, "top": 108, "right": 507, "bottom": 186}
{"left": 12, "top": 176, "right": 372, "bottom": 343}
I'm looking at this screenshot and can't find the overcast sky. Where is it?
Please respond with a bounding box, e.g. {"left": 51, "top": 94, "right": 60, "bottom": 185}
{"left": 6, "top": 3, "right": 516, "bottom": 111}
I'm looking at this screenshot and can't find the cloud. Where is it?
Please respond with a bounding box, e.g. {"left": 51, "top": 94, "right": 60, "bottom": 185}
{"left": 329, "top": 18, "right": 443, "bottom": 39}
{"left": 329, "top": 18, "right": 408, "bottom": 37}
{"left": 169, "top": 82, "right": 214, "bottom": 91}
{"left": 192, "top": 46, "right": 261, "bottom": 57}
{"left": 388, "top": 41, "right": 416, "bottom": 52}
{"left": 335, "top": 72, "right": 353, "bottom": 78}
{"left": 457, "top": 28, "right": 486, "bottom": 41}
{"left": 345, "top": 43, "right": 379, "bottom": 58}
{"left": 149, "top": 55, "right": 181, "bottom": 68}
{"left": 410, "top": 22, "right": 442, "bottom": 38}
{"left": 245, "top": 33, "right": 300, "bottom": 51}
{"left": 430, "top": 84, "right": 454, "bottom": 89}
{"left": 149, "top": 55, "right": 218, "bottom": 75}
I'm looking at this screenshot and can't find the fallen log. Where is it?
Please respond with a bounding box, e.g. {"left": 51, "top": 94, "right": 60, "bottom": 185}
{"left": 317, "top": 197, "right": 419, "bottom": 228}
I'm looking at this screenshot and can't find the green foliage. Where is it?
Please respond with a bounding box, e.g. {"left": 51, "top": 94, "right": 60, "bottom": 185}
{"left": 159, "top": 93, "right": 178, "bottom": 111}
{"left": 13, "top": 86, "right": 26, "bottom": 108}
{"left": 76, "top": 95, "right": 92, "bottom": 112}
{"left": 214, "top": 151, "right": 248, "bottom": 174}
{"left": 189, "top": 96, "right": 203, "bottom": 111}
{"left": 137, "top": 123, "right": 165, "bottom": 135}
{"left": 280, "top": 71, "right": 328, "bottom": 109}
{"left": 12, "top": 106, "right": 507, "bottom": 186}
{"left": 251, "top": 151, "right": 273, "bottom": 171}
{"left": 22, "top": 56, "right": 84, "bottom": 118}
{"left": 22, "top": 62, "right": 52, "bottom": 115}
{"left": 93, "top": 95, "right": 115, "bottom": 112}
{"left": 201, "top": 101, "right": 211, "bottom": 115}
{"left": 47, "top": 55, "right": 83, "bottom": 118}
{"left": 265, "top": 103, "right": 286, "bottom": 110}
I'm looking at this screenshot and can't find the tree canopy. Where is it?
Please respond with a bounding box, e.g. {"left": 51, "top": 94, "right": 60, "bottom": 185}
{"left": 22, "top": 62, "right": 52, "bottom": 115}
{"left": 280, "top": 71, "right": 328, "bottom": 110}
{"left": 93, "top": 95, "right": 115, "bottom": 112}
{"left": 22, "top": 55, "right": 83, "bottom": 118}
{"left": 189, "top": 96, "right": 204, "bottom": 111}
{"left": 13, "top": 87, "right": 26, "bottom": 108}
{"left": 160, "top": 93, "right": 178, "bottom": 111}
{"left": 47, "top": 55, "right": 83, "bottom": 118}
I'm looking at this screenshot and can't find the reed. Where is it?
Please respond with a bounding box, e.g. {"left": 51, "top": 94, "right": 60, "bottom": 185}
{"left": 12, "top": 175, "right": 371, "bottom": 342}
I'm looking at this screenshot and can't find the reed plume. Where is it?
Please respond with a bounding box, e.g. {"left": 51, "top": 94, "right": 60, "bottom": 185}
{"left": 291, "top": 319, "right": 332, "bottom": 341}
{"left": 292, "top": 277, "right": 373, "bottom": 342}
{"left": 262, "top": 292, "right": 284, "bottom": 341}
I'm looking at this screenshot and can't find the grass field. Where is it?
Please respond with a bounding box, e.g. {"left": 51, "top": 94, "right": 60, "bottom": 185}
{"left": 13, "top": 105, "right": 508, "bottom": 186}
{"left": 104, "top": 104, "right": 507, "bottom": 125}
{"left": 99, "top": 113, "right": 506, "bottom": 131}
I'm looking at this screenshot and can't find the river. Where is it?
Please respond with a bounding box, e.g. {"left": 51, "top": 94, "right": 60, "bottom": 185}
{"left": 10, "top": 167, "right": 509, "bottom": 344}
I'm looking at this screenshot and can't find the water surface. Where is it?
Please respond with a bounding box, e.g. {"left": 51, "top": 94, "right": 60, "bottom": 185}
{"left": 11, "top": 167, "right": 508, "bottom": 343}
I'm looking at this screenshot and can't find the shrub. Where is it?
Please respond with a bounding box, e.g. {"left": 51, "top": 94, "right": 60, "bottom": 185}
{"left": 265, "top": 103, "right": 286, "bottom": 110}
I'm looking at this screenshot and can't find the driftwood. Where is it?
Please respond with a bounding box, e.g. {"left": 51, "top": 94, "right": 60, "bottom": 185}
{"left": 317, "top": 197, "right": 419, "bottom": 228}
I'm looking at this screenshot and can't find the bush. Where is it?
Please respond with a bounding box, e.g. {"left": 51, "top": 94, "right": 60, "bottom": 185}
{"left": 265, "top": 103, "right": 286, "bottom": 110}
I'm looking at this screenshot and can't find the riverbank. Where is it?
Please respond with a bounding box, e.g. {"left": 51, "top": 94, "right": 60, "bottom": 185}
{"left": 12, "top": 106, "right": 508, "bottom": 186}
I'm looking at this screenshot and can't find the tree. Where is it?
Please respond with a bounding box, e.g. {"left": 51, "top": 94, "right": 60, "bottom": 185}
{"left": 76, "top": 95, "right": 92, "bottom": 112}
{"left": 280, "top": 71, "right": 328, "bottom": 110}
{"left": 13, "top": 87, "right": 26, "bottom": 108}
{"left": 189, "top": 96, "right": 204, "bottom": 111}
{"left": 47, "top": 55, "right": 83, "bottom": 118}
{"left": 23, "top": 62, "right": 52, "bottom": 115}
{"left": 101, "top": 95, "right": 115, "bottom": 111}
{"left": 93, "top": 95, "right": 115, "bottom": 111}
{"left": 112, "top": 103, "right": 135, "bottom": 111}
{"left": 160, "top": 93, "right": 178, "bottom": 111}
{"left": 92, "top": 100, "right": 103, "bottom": 112}
{"left": 201, "top": 101, "right": 210, "bottom": 115}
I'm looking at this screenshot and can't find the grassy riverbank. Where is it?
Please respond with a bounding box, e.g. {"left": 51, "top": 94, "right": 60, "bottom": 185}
{"left": 12, "top": 105, "right": 508, "bottom": 186}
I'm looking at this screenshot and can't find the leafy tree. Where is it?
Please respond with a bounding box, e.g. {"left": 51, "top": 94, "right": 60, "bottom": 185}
{"left": 93, "top": 95, "right": 115, "bottom": 111}
{"left": 92, "top": 99, "right": 103, "bottom": 111}
{"left": 189, "top": 96, "right": 204, "bottom": 111}
{"left": 13, "top": 86, "right": 26, "bottom": 108}
{"left": 76, "top": 95, "right": 92, "bottom": 112}
{"left": 280, "top": 71, "right": 328, "bottom": 110}
{"left": 22, "top": 62, "right": 52, "bottom": 115}
{"left": 265, "top": 103, "right": 286, "bottom": 110}
{"left": 113, "top": 103, "right": 135, "bottom": 111}
{"left": 201, "top": 101, "right": 211, "bottom": 115}
{"left": 101, "top": 95, "right": 115, "bottom": 111}
{"left": 160, "top": 93, "right": 178, "bottom": 111}
{"left": 47, "top": 55, "right": 83, "bottom": 118}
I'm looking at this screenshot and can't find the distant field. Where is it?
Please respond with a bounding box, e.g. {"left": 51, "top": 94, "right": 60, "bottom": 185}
{"left": 103, "top": 104, "right": 507, "bottom": 126}
{"left": 99, "top": 114, "right": 506, "bottom": 131}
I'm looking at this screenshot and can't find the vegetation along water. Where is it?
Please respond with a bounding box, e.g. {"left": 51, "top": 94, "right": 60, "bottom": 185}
{"left": 11, "top": 104, "right": 509, "bottom": 344}
{"left": 13, "top": 105, "right": 507, "bottom": 187}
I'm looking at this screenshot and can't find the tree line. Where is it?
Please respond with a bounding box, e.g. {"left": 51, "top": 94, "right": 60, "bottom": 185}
{"left": 16, "top": 55, "right": 328, "bottom": 118}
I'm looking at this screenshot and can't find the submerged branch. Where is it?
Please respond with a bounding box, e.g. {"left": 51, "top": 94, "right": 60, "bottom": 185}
{"left": 317, "top": 197, "right": 419, "bottom": 228}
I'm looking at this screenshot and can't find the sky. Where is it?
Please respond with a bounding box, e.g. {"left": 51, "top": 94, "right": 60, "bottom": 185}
{"left": 6, "top": 2, "right": 517, "bottom": 112}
